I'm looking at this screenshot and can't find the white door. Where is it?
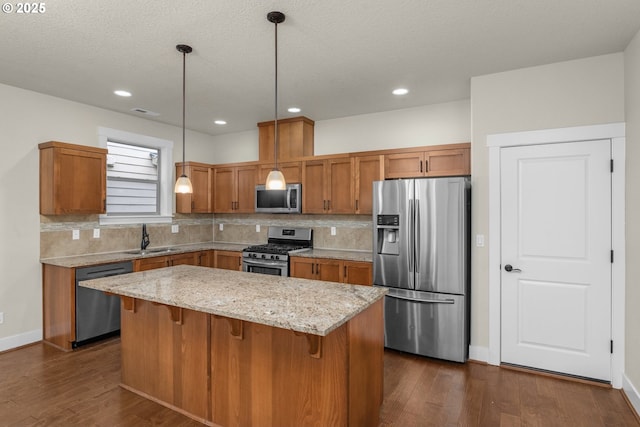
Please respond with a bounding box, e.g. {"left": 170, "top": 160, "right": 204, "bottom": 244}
{"left": 500, "top": 140, "right": 611, "bottom": 381}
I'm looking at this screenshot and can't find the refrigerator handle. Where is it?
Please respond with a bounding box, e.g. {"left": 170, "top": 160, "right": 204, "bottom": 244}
{"left": 409, "top": 198, "right": 414, "bottom": 275}
{"left": 415, "top": 201, "right": 420, "bottom": 273}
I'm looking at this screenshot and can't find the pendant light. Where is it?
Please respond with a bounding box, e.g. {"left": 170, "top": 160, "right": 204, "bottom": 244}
{"left": 174, "top": 44, "right": 194, "bottom": 194}
{"left": 265, "top": 11, "right": 286, "bottom": 190}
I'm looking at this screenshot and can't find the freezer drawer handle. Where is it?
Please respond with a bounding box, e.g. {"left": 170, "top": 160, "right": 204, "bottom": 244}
{"left": 386, "top": 294, "right": 455, "bottom": 304}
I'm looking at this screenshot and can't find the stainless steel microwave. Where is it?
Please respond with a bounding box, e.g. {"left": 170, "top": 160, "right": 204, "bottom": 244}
{"left": 255, "top": 183, "right": 302, "bottom": 213}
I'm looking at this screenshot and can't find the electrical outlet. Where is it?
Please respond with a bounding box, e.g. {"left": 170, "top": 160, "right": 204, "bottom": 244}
{"left": 72, "top": 229, "right": 80, "bottom": 240}
{"left": 476, "top": 234, "right": 485, "bottom": 247}
{"left": 330, "top": 227, "right": 337, "bottom": 236}
{"left": 219, "top": 223, "right": 224, "bottom": 231}
{"left": 256, "top": 224, "right": 261, "bottom": 232}
{"left": 0, "top": 312, "right": 3, "bottom": 324}
{"left": 171, "top": 224, "right": 179, "bottom": 233}
{"left": 93, "top": 228, "right": 100, "bottom": 238}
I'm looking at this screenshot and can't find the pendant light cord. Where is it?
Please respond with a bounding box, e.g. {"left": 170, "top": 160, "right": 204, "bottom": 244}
{"left": 182, "top": 49, "right": 186, "bottom": 174}
{"left": 274, "top": 18, "right": 279, "bottom": 171}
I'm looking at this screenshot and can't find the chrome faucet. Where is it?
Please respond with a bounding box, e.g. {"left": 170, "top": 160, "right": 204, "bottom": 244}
{"left": 141, "top": 224, "right": 150, "bottom": 250}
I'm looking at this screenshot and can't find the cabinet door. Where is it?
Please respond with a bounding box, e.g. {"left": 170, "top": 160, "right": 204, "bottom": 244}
{"left": 213, "top": 167, "right": 235, "bottom": 213}
{"left": 316, "top": 258, "right": 343, "bottom": 283}
{"left": 176, "top": 164, "right": 212, "bottom": 213}
{"left": 301, "top": 160, "right": 327, "bottom": 214}
{"left": 289, "top": 257, "right": 317, "bottom": 279}
{"left": 258, "top": 162, "right": 302, "bottom": 184}
{"left": 235, "top": 166, "right": 257, "bottom": 213}
{"left": 343, "top": 261, "right": 373, "bottom": 286}
{"left": 40, "top": 148, "right": 107, "bottom": 215}
{"left": 135, "top": 256, "right": 169, "bottom": 271}
{"left": 326, "top": 157, "right": 355, "bottom": 214}
{"left": 170, "top": 252, "right": 197, "bottom": 266}
{"left": 214, "top": 251, "right": 242, "bottom": 271}
{"left": 384, "top": 152, "right": 425, "bottom": 179}
{"left": 354, "top": 155, "right": 383, "bottom": 215}
{"left": 424, "top": 148, "right": 470, "bottom": 177}
{"left": 195, "top": 250, "right": 214, "bottom": 267}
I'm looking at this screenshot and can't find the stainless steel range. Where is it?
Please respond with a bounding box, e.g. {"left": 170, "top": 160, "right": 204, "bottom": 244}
{"left": 242, "top": 226, "right": 313, "bottom": 277}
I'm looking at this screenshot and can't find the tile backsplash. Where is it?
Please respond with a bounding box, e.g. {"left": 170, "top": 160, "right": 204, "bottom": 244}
{"left": 40, "top": 213, "right": 373, "bottom": 259}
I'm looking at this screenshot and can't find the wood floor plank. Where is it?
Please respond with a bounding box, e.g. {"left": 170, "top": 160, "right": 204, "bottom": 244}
{"left": 0, "top": 341, "right": 638, "bottom": 426}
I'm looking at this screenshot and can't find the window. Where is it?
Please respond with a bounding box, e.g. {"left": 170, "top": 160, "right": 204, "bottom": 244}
{"left": 98, "top": 127, "right": 174, "bottom": 225}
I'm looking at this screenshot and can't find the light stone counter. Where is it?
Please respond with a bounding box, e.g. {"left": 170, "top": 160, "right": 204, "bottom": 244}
{"left": 40, "top": 242, "right": 248, "bottom": 268}
{"left": 80, "top": 264, "right": 387, "bottom": 336}
{"left": 292, "top": 248, "right": 372, "bottom": 263}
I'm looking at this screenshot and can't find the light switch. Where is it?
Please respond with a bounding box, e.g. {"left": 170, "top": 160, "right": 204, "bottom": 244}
{"left": 171, "top": 224, "right": 179, "bottom": 233}
{"left": 476, "top": 234, "right": 485, "bottom": 247}
{"left": 219, "top": 223, "right": 224, "bottom": 231}
{"left": 330, "top": 227, "right": 337, "bottom": 236}
{"left": 72, "top": 229, "right": 80, "bottom": 240}
{"left": 93, "top": 228, "right": 100, "bottom": 239}
{"left": 256, "top": 224, "right": 261, "bottom": 232}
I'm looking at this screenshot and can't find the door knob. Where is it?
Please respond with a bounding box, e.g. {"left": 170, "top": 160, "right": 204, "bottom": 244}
{"left": 504, "top": 264, "right": 522, "bottom": 273}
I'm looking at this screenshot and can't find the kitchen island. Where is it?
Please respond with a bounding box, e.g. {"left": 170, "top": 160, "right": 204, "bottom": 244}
{"left": 80, "top": 264, "right": 386, "bottom": 427}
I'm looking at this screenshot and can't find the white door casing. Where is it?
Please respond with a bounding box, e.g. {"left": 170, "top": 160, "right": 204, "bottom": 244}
{"left": 500, "top": 140, "right": 611, "bottom": 381}
{"left": 486, "top": 122, "right": 625, "bottom": 388}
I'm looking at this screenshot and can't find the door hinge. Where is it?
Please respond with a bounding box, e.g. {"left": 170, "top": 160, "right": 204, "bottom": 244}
{"left": 611, "top": 250, "right": 614, "bottom": 263}
{"left": 611, "top": 340, "right": 614, "bottom": 354}
{"left": 610, "top": 159, "right": 614, "bottom": 173}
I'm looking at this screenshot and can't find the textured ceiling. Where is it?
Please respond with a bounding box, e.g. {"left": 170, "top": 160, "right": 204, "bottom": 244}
{"left": 1, "top": 0, "right": 639, "bottom": 136}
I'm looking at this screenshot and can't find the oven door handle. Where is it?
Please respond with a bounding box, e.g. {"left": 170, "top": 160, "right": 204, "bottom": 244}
{"left": 242, "top": 259, "right": 287, "bottom": 268}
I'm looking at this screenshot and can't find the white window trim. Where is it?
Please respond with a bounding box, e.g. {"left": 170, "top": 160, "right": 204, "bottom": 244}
{"left": 98, "top": 127, "right": 174, "bottom": 225}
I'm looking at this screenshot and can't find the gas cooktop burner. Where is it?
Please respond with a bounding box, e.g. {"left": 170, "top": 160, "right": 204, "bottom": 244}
{"left": 243, "top": 243, "right": 308, "bottom": 255}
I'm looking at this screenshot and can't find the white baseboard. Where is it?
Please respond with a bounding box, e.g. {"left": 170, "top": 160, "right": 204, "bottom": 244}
{"left": 623, "top": 373, "right": 640, "bottom": 418}
{"left": 469, "top": 345, "right": 489, "bottom": 363}
{"left": 0, "top": 329, "right": 42, "bottom": 353}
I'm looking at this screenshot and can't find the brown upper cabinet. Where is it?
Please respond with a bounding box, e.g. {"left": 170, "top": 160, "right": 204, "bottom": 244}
{"left": 213, "top": 164, "right": 257, "bottom": 213}
{"left": 354, "top": 155, "right": 384, "bottom": 215}
{"left": 175, "top": 162, "right": 213, "bottom": 213}
{"left": 39, "top": 141, "right": 107, "bottom": 215}
{"left": 385, "top": 146, "right": 470, "bottom": 179}
{"left": 302, "top": 156, "right": 354, "bottom": 214}
{"left": 257, "top": 161, "right": 302, "bottom": 184}
{"left": 258, "top": 116, "right": 314, "bottom": 162}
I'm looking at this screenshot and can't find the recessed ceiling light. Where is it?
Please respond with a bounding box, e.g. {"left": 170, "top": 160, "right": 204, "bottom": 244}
{"left": 214, "top": 120, "right": 227, "bottom": 125}
{"left": 114, "top": 90, "right": 132, "bottom": 97}
{"left": 392, "top": 88, "right": 409, "bottom": 96}
{"left": 288, "top": 107, "right": 301, "bottom": 113}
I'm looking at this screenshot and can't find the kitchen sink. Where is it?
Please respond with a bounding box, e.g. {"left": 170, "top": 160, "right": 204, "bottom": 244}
{"left": 123, "top": 247, "right": 179, "bottom": 255}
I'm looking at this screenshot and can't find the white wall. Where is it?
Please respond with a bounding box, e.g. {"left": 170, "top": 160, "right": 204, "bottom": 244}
{"left": 0, "top": 83, "right": 216, "bottom": 348}
{"left": 470, "top": 53, "right": 625, "bottom": 355}
{"left": 624, "top": 31, "right": 640, "bottom": 401}
{"left": 209, "top": 100, "right": 471, "bottom": 163}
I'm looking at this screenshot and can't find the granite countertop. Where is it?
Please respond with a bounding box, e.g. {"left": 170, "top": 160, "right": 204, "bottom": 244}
{"left": 40, "top": 242, "right": 248, "bottom": 268}
{"left": 40, "top": 243, "right": 372, "bottom": 268}
{"left": 79, "top": 264, "right": 387, "bottom": 336}
{"left": 291, "top": 248, "right": 372, "bottom": 263}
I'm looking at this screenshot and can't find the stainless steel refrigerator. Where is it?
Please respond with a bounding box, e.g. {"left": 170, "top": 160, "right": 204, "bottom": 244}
{"left": 373, "top": 177, "right": 470, "bottom": 362}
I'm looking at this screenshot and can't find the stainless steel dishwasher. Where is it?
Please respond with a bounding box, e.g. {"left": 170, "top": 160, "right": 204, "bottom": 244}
{"left": 74, "top": 261, "right": 133, "bottom": 347}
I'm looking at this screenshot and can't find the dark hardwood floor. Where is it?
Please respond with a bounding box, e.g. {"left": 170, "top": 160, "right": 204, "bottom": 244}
{"left": 0, "top": 338, "right": 638, "bottom": 426}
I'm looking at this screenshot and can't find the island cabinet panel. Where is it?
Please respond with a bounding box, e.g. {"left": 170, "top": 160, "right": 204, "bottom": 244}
{"left": 120, "top": 299, "right": 209, "bottom": 423}
{"left": 209, "top": 302, "right": 382, "bottom": 427}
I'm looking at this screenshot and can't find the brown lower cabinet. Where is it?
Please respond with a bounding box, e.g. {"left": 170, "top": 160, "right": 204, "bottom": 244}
{"left": 214, "top": 250, "right": 243, "bottom": 271}
{"left": 133, "top": 250, "right": 213, "bottom": 271}
{"left": 289, "top": 257, "right": 372, "bottom": 285}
